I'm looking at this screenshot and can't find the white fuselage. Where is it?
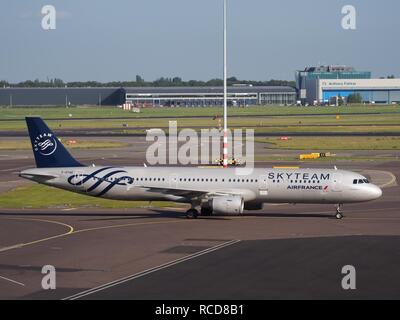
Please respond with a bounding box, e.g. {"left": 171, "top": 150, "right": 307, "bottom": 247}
{"left": 20, "top": 166, "right": 383, "bottom": 206}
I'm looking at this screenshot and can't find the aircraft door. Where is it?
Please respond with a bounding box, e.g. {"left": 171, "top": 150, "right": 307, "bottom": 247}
{"left": 72, "top": 170, "right": 88, "bottom": 192}
{"left": 169, "top": 174, "right": 178, "bottom": 189}
{"left": 332, "top": 174, "right": 343, "bottom": 192}
{"left": 258, "top": 175, "right": 269, "bottom": 196}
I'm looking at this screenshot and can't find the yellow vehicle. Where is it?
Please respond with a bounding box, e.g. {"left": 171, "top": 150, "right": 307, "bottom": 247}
{"left": 299, "top": 153, "right": 320, "bottom": 160}
{"left": 299, "top": 152, "right": 332, "bottom": 160}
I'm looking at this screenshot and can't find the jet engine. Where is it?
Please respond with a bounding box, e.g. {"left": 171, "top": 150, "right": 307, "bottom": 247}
{"left": 209, "top": 195, "right": 244, "bottom": 215}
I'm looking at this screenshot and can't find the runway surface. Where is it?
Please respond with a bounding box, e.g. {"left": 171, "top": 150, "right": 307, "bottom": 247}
{"left": 68, "top": 236, "right": 400, "bottom": 300}
{"left": 0, "top": 141, "right": 399, "bottom": 300}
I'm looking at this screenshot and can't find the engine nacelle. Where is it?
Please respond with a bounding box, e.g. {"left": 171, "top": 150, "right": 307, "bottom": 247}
{"left": 209, "top": 195, "right": 244, "bottom": 215}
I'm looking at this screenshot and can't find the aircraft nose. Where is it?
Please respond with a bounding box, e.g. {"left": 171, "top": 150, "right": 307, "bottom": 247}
{"left": 368, "top": 184, "right": 383, "bottom": 200}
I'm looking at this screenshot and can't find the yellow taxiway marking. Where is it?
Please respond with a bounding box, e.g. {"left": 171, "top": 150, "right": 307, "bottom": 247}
{"left": 361, "top": 170, "right": 397, "bottom": 188}
{"left": 73, "top": 219, "right": 188, "bottom": 235}
{"left": 1, "top": 205, "right": 399, "bottom": 253}
{"left": 0, "top": 217, "right": 74, "bottom": 252}
{"left": 0, "top": 217, "right": 190, "bottom": 253}
{"left": 379, "top": 171, "right": 397, "bottom": 188}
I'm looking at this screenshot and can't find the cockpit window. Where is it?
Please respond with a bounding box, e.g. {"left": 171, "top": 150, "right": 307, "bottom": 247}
{"left": 354, "top": 179, "right": 370, "bottom": 185}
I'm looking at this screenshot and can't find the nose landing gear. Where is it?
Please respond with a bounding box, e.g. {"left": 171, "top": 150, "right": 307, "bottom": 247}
{"left": 335, "top": 204, "right": 344, "bottom": 220}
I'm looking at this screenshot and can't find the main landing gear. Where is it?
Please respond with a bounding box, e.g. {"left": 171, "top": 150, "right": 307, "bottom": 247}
{"left": 200, "top": 206, "right": 213, "bottom": 216}
{"left": 186, "top": 206, "right": 213, "bottom": 219}
{"left": 186, "top": 208, "right": 199, "bottom": 219}
{"left": 335, "top": 204, "right": 344, "bottom": 220}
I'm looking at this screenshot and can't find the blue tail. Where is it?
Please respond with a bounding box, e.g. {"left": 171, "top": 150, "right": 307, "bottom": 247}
{"left": 26, "top": 117, "right": 84, "bottom": 168}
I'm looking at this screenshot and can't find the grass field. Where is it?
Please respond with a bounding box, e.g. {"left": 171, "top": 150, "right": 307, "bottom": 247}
{"left": 0, "top": 184, "right": 185, "bottom": 209}
{"left": 0, "top": 139, "right": 129, "bottom": 150}
{"left": 0, "top": 104, "right": 399, "bottom": 120}
{"left": 255, "top": 155, "right": 398, "bottom": 162}
{"left": 2, "top": 113, "right": 400, "bottom": 134}
{"left": 256, "top": 137, "right": 400, "bottom": 150}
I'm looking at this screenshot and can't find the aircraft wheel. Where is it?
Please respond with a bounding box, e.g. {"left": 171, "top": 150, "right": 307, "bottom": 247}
{"left": 335, "top": 212, "right": 343, "bottom": 220}
{"left": 186, "top": 209, "right": 199, "bottom": 219}
{"left": 335, "top": 204, "right": 344, "bottom": 220}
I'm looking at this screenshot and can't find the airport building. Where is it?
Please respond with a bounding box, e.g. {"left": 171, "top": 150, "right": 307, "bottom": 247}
{"left": 0, "top": 88, "right": 125, "bottom": 107}
{"left": 296, "top": 65, "right": 371, "bottom": 104}
{"left": 124, "top": 86, "right": 296, "bottom": 107}
{"left": 306, "top": 78, "right": 400, "bottom": 105}
{"left": 296, "top": 65, "right": 400, "bottom": 105}
{"left": 0, "top": 86, "right": 296, "bottom": 107}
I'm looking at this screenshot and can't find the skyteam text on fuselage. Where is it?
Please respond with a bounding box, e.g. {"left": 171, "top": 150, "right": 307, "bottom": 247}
{"left": 20, "top": 117, "right": 382, "bottom": 219}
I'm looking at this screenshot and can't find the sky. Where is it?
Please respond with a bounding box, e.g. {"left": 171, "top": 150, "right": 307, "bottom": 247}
{"left": 0, "top": 0, "right": 399, "bottom": 82}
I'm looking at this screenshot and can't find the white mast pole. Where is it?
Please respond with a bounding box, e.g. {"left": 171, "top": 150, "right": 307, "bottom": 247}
{"left": 223, "top": 0, "right": 228, "bottom": 168}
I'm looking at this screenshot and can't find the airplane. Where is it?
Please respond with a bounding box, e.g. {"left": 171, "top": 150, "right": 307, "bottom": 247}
{"left": 19, "top": 117, "right": 382, "bottom": 220}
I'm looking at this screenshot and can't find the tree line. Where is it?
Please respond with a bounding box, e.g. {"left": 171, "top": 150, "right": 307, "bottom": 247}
{"left": 0, "top": 76, "right": 295, "bottom": 88}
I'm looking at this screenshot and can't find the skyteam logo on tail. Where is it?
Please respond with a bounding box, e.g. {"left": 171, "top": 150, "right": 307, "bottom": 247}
{"left": 33, "top": 133, "right": 58, "bottom": 156}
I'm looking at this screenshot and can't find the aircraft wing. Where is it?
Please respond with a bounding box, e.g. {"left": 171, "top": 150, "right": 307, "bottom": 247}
{"left": 141, "top": 186, "right": 209, "bottom": 199}
{"left": 141, "top": 186, "right": 255, "bottom": 201}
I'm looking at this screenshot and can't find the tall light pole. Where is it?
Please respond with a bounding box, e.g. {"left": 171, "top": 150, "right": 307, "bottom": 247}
{"left": 222, "top": 0, "right": 228, "bottom": 168}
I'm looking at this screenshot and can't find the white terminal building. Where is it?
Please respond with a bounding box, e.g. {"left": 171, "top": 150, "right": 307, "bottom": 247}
{"left": 296, "top": 65, "right": 400, "bottom": 105}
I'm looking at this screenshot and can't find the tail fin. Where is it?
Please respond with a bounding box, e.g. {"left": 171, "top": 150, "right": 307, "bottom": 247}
{"left": 26, "top": 117, "right": 84, "bottom": 168}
